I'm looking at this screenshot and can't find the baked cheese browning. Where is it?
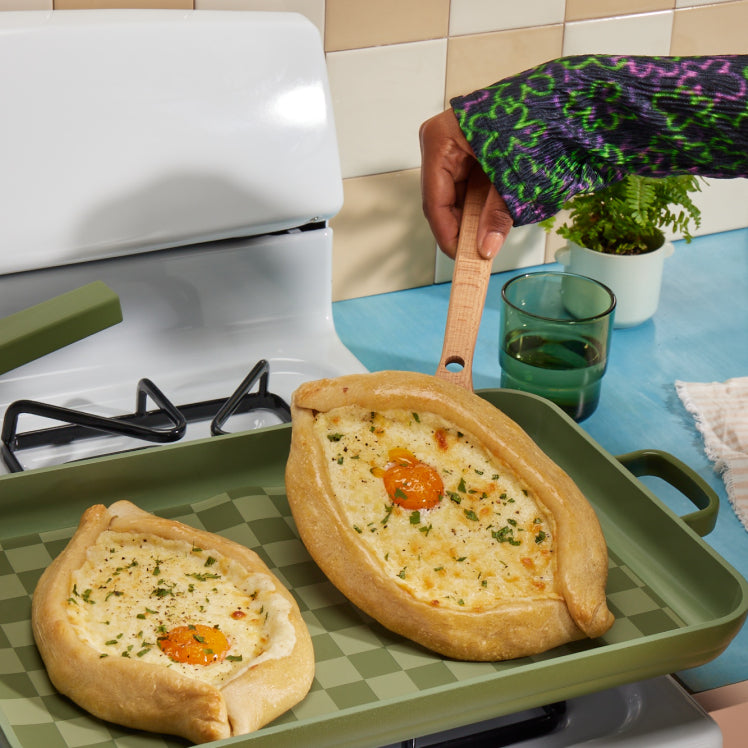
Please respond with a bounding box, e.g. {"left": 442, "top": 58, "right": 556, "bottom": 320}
{"left": 315, "top": 406, "right": 559, "bottom": 611}
{"left": 66, "top": 531, "right": 295, "bottom": 688}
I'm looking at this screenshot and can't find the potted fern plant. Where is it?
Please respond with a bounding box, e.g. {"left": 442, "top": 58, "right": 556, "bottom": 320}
{"left": 542, "top": 174, "right": 702, "bottom": 327}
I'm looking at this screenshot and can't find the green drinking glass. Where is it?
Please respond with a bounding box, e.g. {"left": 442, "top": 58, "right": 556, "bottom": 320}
{"left": 500, "top": 271, "right": 616, "bottom": 422}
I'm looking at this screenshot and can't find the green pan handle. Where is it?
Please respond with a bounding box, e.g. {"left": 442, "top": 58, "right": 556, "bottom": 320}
{"left": 616, "top": 449, "right": 719, "bottom": 537}
{"left": 0, "top": 281, "right": 122, "bottom": 375}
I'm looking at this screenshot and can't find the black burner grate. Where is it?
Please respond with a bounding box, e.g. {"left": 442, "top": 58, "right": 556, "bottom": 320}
{"left": 1, "top": 359, "right": 290, "bottom": 473}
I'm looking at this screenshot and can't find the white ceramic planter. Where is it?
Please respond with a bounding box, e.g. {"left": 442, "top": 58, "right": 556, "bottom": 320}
{"left": 555, "top": 241, "right": 674, "bottom": 328}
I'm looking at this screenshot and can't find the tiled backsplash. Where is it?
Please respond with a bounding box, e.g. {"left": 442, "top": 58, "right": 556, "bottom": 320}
{"left": 4, "top": 0, "right": 748, "bottom": 299}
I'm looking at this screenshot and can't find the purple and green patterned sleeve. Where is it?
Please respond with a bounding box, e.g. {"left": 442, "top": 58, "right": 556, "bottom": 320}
{"left": 450, "top": 54, "right": 748, "bottom": 226}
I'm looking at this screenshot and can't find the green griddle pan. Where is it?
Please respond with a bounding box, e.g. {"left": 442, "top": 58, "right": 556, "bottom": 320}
{"left": 0, "top": 388, "right": 745, "bottom": 748}
{"left": 0, "top": 281, "right": 122, "bottom": 375}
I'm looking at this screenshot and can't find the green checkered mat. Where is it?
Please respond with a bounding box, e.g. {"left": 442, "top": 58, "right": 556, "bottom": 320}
{"left": 0, "top": 487, "right": 686, "bottom": 748}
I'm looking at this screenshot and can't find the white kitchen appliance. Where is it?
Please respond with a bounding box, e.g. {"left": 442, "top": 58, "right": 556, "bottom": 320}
{"left": 0, "top": 10, "right": 721, "bottom": 747}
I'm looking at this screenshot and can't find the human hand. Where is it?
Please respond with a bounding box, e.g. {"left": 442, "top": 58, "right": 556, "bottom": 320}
{"left": 419, "top": 109, "right": 513, "bottom": 259}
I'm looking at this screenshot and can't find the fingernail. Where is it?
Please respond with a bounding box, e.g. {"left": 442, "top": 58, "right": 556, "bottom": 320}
{"left": 481, "top": 232, "right": 504, "bottom": 259}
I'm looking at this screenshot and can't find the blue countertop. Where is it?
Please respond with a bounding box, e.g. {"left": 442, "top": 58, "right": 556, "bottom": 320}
{"left": 333, "top": 227, "right": 748, "bottom": 693}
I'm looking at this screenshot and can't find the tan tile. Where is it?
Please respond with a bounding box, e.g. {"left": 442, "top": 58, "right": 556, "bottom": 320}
{"left": 566, "top": 0, "right": 674, "bottom": 22}
{"left": 671, "top": 0, "right": 748, "bottom": 54}
{"left": 563, "top": 11, "right": 673, "bottom": 56}
{"left": 195, "top": 0, "right": 324, "bottom": 39}
{"left": 54, "top": 1, "right": 192, "bottom": 7}
{"left": 449, "top": 0, "right": 564, "bottom": 36}
{"left": 325, "top": 0, "right": 449, "bottom": 53}
{"left": 330, "top": 169, "right": 435, "bottom": 300}
{"left": 446, "top": 26, "right": 563, "bottom": 104}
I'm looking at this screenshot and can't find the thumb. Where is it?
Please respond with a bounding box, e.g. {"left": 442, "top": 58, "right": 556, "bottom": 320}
{"left": 477, "top": 185, "right": 513, "bottom": 259}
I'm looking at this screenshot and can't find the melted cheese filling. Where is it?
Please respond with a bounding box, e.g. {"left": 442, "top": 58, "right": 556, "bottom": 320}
{"left": 67, "top": 531, "right": 295, "bottom": 687}
{"left": 316, "top": 406, "right": 559, "bottom": 611}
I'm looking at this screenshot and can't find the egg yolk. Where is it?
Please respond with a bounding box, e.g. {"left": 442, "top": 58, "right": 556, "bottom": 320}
{"left": 157, "top": 624, "right": 230, "bottom": 666}
{"left": 381, "top": 447, "right": 444, "bottom": 510}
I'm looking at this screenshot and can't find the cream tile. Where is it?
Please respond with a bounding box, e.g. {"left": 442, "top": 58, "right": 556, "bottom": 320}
{"left": 195, "top": 0, "right": 325, "bottom": 39}
{"left": 663, "top": 179, "right": 748, "bottom": 239}
{"left": 671, "top": 0, "right": 748, "bottom": 54}
{"left": 562, "top": 11, "right": 673, "bottom": 56}
{"left": 676, "top": 0, "right": 736, "bottom": 6}
{"left": 566, "top": 0, "right": 674, "bottom": 22}
{"left": 330, "top": 170, "right": 436, "bottom": 301}
{"left": 327, "top": 40, "right": 447, "bottom": 179}
{"left": 448, "top": 0, "right": 564, "bottom": 36}
{"left": 0, "top": 1, "right": 51, "bottom": 8}
{"left": 325, "top": 0, "right": 449, "bottom": 53}
{"left": 434, "top": 223, "right": 547, "bottom": 284}
{"left": 446, "top": 26, "right": 563, "bottom": 103}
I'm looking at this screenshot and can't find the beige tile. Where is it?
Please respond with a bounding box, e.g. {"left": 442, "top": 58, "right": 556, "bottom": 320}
{"left": 195, "top": 0, "right": 324, "bottom": 39}
{"left": 330, "top": 170, "right": 436, "bottom": 300}
{"left": 566, "top": 0, "right": 674, "bottom": 22}
{"left": 449, "top": 0, "right": 564, "bottom": 36}
{"left": 54, "top": 1, "right": 191, "bottom": 7}
{"left": 446, "top": 26, "right": 563, "bottom": 104}
{"left": 671, "top": 0, "right": 748, "bottom": 54}
{"left": 327, "top": 40, "right": 447, "bottom": 179}
{"left": 563, "top": 11, "right": 673, "bottom": 56}
{"left": 324, "top": 0, "right": 449, "bottom": 53}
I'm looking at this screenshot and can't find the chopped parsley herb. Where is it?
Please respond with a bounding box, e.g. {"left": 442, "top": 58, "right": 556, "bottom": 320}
{"left": 412, "top": 412, "right": 420, "bottom": 422}
{"left": 448, "top": 492, "right": 462, "bottom": 504}
{"left": 394, "top": 488, "right": 407, "bottom": 501}
{"left": 457, "top": 477, "right": 467, "bottom": 493}
{"left": 535, "top": 531, "right": 547, "bottom": 544}
{"left": 327, "top": 433, "right": 344, "bottom": 442}
{"left": 463, "top": 509, "right": 479, "bottom": 522}
{"left": 185, "top": 572, "right": 221, "bottom": 582}
{"left": 353, "top": 524, "right": 363, "bottom": 534}
{"left": 409, "top": 511, "right": 421, "bottom": 525}
{"left": 397, "top": 567, "right": 407, "bottom": 579}
{"left": 204, "top": 556, "right": 217, "bottom": 567}
{"left": 492, "top": 526, "right": 521, "bottom": 546}
{"left": 419, "top": 523, "right": 433, "bottom": 536}
{"left": 381, "top": 504, "right": 394, "bottom": 525}
{"left": 226, "top": 655, "right": 243, "bottom": 662}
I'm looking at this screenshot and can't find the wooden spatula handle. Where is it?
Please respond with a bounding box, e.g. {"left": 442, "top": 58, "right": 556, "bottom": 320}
{"left": 435, "top": 169, "right": 493, "bottom": 391}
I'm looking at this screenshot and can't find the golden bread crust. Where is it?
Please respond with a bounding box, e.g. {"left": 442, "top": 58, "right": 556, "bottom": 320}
{"left": 31, "top": 500, "right": 314, "bottom": 743}
{"left": 285, "top": 371, "right": 613, "bottom": 661}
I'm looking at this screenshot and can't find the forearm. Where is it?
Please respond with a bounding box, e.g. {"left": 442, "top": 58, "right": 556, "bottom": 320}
{"left": 451, "top": 54, "right": 748, "bottom": 226}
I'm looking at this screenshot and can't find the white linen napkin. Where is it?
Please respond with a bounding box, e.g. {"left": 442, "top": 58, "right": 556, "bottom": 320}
{"left": 676, "top": 377, "right": 748, "bottom": 531}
